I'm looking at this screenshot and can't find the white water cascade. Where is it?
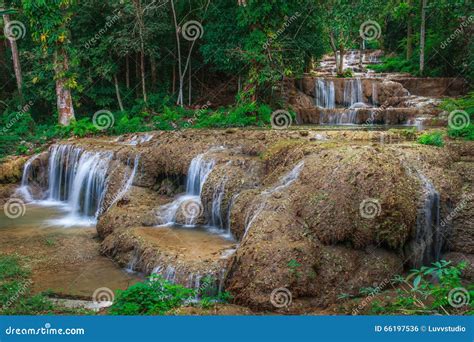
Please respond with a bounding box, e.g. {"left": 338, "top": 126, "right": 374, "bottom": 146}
{"left": 16, "top": 154, "right": 40, "bottom": 201}
{"left": 315, "top": 79, "right": 335, "bottom": 109}
{"left": 400, "top": 159, "right": 445, "bottom": 267}
{"left": 243, "top": 161, "right": 304, "bottom": 238}
{"left": 343, "top": 78, "right": 363, "bottom": 107}
{"left": 45, "top": 145, "right": 113, "bottom": 225}
{"left": 410, "top": 173, "right": 443, "bottom": 267}
{"left": 157, "top": 151, "right": 218, "bottom": 226}
{"left": 17, "top": 145, "right": 141, "bottom": 226}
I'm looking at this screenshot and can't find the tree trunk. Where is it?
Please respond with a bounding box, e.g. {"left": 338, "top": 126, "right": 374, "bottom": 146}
{"left": 338, "top": 45, "right": 345, "bottom": 75}
{"left": 329, "top": 32, "right": 338, "bottom": 71}
{"left": 125, "top": 55, "right": 130, "bottom": 89}
{"left": 54, "top": 50, "right": 75, "bottom": 126}
{"left": 150, "top": 56, "right": 157, "bottom": 90}
{"left": 172, "top": 61, "right": 176, "bottom": 94}
{"left": 406, "top": 0, "right": 413, "bottom": 59}
{"left": 188, "top": 58, "right": 192, "bottom": 106}
{"left": 135, "top": 52, "right": 140, "bottom": 98}
{"left": 170, "top": 0, "right": 184, "bottom": 106}
{"left": 3, "top": 13, "right": 23, "bottom": 99}
{"left": 140, "top": 48, "right": 147, "bottom": 103}
{"left": 114, "top": 74, "right": 124, "bottom": 112}
{"left": 420, "top": 0, "right": 427, "bottom": 75}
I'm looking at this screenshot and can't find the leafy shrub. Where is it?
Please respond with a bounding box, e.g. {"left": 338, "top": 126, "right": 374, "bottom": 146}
{"left": 368, "top": 55, "right": 420, "bottom": 75}
{"left": 337, "top": 69, "right": 354, "bottom": 78}
{"left": 417, "top": 132, "right": 444, "bottom": 147}
{"left": 441, "top": 93, "right": 474, "bottom": 141}
{"left": 109, "top": 275, "right": 194, "bottom": 315}
{"left": 369, "top": 261, "right": 473, "bottom": 315}
{"left": 112, "top": 112, "right": 150, "bottom": 135}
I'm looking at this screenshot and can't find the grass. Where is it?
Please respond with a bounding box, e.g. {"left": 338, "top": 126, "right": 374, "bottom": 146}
{"left": 417, "top": 131, "right": 444, "bottom": 147}
{"left": 109, "top": 274, "right": 232, "bottom": 315}
{"left": 344, "top": 260, "right": 474, "bottom": 315}
{"left": 0, "top": 254, "right": 91, "bottom": 315}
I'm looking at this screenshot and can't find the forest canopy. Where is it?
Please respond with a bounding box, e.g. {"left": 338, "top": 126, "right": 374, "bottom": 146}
{"left": 0, "top": 0, "right": 472, "bottom": 156}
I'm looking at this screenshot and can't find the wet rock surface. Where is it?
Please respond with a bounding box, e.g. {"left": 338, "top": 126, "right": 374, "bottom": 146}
{"left": 1, "top": 129, "right": 473, "bottom": 312}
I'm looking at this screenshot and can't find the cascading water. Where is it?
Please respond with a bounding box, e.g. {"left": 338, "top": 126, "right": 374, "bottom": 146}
{"left": 243, "top": 161, "right": 304, "bottom": 238}
{"left": 67, "top": 151, "right": 112, "bottom": 218}
{"left": 344, "top": 78, "right": 363, "bottom": 107}
{"left": 400, "top": 159, "right": 445, "bottom": 267}
{"left": 157, "top": 150, "right": 218, "bottom": 226}
{"left": 16, "top": 154, "right": 39, "bottom": 201}
{"left": 186, "top": 154, "right": 216, "bottom": 196}
{"left": 410, "top": 174, "right": 442, "bottom": 267}
{"left": 97, "top": 155, "right": 140, "bottom": 217}
{"left": 372, "top": 83, "right": 379, "bottom": 106}
{"left": 18, "top": 144, "right": 134, "bottom": 226}
{"left": 210, "top": 176, "right": 228, "bottom": 229}
{"left": 315, "top": 79, "right": 335, "bottom": 109}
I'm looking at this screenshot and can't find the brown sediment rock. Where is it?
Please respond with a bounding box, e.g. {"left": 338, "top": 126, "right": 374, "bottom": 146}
{"left": 0, "top": 156, "right": 27, "bottom": 184}
{"left": 2, "top": 129, "right": 472, "bottom": 312}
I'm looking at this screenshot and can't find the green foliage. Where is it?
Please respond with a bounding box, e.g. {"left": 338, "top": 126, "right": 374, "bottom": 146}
{"left": 417, "top": 132, "right": 444, "bottom": 147}
{"left": 0, "top": 254, "right": 87, "bottom": 315}
{"left": 369, "top": 261, "right": 473, "bottom": 315}
{"left": 109, "top": 275, "right": 194, "bottom": 315}
{"left": 194, "top": 102, "right": 271, "bottom": 129}
{"left": 337, "top": 69, "right": 354, "bottom": 78}
{"left": 441, "top": 93, "right": 474, "bottom": 141}
{"left": 368, "top": 56, "right": 420, "bottom": 75}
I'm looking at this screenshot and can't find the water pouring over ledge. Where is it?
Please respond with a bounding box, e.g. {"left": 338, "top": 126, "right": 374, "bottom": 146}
{"left": 156, "top": 148, "right": 223, "bottom": 228}
{"left": 18, "top": 144, "right": 140, "bottom": 227}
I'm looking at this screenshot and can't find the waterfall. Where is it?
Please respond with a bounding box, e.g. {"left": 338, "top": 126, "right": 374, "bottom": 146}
{"left": 37, "top": 144, "right": 113, "bottom": 225}
{"left": 186, "top": 154, "right": 216, "bottom": 196}
{"left": 343, "top": 79, "right": 363, "bottom": 107}
{"left": 67, "top": 151, "right": 112, "bottom": 218}
{"left": 315, "top": 79, "right": 335, "bottom": 109}
{"left": 372, "top": 83, "right": 379, "bottom": 106}
{"left": 410, "top": 174, "right": 442, "bottom": 267}
{"left": 47, "top": 145, "right": 83, "bottom": 202}
{"left": 97, "top": 155, "right": 140, "bottom": 217}
{"left": 400, "top": 159, "right": 445, "bottom": 268}
{"left": 16, "top": 154, "right": 39, "bottom": 201}
{"left": 244, "top": 161, "right": 304, "bottom": 238}
{"left": 210, "top": 176, "right": 228, "bottom": 229}
{"left": 157, "top": 150, "right": 219, "bottom": 227}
